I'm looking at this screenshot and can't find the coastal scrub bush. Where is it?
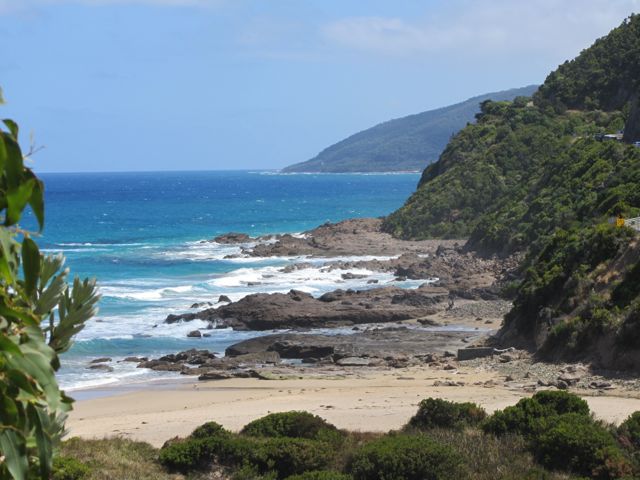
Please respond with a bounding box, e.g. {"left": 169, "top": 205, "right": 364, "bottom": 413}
{"left": 241, "top": 411, "right": 341, "bottom": 441}
{"left": 51, "top": 457, "right": 90, "bottom": 480}
{"left": 160, "top": 428, "right": 334, "bottom": 479}
{"left": 190, "top": 421, "right": 230, "bottom": 440}
{"left": 533, "top": 413, "right": 632, "bottom": 478}
{"left": 0, "top": 90, "right": 99, "bottom": 479}
{"left": 159, "top": 422, "right": 231, "bottom": 471}
{"left": 619, "top": 411, "right": 640, "bottom": 449}
{"left": 533, "top": 390, "right": 590, "bottom": 416}
{"left": 482, "top": 391, "right": 589, "bottom": 438}
{"left": 284, "top": 471, "right": 352, "bottom": 480}
{"left": 348, "top": 433, "right": 464, "bottom": 480}
{"left": 405, "top": 398, "right": 486, "bottom": 431}
{"left": 242, "top": 437, "right": 333, "bottom": 479}
{"left": 158, "top": 438, "right": 210, "bottom": 472}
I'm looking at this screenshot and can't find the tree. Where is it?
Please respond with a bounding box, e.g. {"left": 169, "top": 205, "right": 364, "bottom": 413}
{"left": 0, "top": 88, "right": 100, "bottom": 480}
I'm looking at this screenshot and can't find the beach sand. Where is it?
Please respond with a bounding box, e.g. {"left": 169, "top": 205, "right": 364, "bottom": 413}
{"left": 66, "top": 365, "right": 640, "bottom": 447}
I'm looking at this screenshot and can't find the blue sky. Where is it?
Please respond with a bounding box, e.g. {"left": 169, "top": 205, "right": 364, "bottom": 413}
{"left": 1, "top": 0, "right": 639, "bottom": 172}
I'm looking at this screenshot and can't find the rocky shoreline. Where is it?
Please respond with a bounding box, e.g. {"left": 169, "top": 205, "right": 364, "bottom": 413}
{"left": 91, "top": 218, "right": 522, "bottom": 384}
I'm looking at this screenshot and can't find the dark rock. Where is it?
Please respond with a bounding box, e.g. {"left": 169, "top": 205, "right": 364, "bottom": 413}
{"left": 198, "top": 372, "right": 232, "bottom": 381}
{"left": 213, "top": 232, "right": 252, "bottom": 244}
{"left": 179, "top": 286, "right": 443, "bottom": 331}
{"left": 122, "top": 356, "right": 147, "bottom": 363}
{"left": 87, "top": 364, "right": 113, "bottom": 372}
{"left": 89, "top": 357, "right": 112, "bottom": 364}
{"left": 457, "top": 347, "right": 494, "bottom": 361}
{"left": 187, "top": 330, "right": 202, "bottom": 338}
{"left": 191, "top": 302, "right": 213, "bottom": 309}
{"left": 341, "top": 272, "right": 368, "bottom": 280}
{"left": 218, "top": 295, "right": 232, "bottom": 303}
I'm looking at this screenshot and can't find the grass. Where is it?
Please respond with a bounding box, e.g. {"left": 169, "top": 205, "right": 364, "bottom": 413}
{"left": 59, "top": 437, "right": 187, "bottom": 480}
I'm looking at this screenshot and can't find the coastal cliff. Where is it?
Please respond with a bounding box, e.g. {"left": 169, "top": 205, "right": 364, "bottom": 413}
{"left": 384, "top": 15, "right": 640, "bottom": 368}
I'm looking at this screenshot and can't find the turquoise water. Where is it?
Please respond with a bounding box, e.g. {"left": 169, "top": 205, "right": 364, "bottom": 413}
{"left": 28, "top": 171, "right": 421, "bottom": 390}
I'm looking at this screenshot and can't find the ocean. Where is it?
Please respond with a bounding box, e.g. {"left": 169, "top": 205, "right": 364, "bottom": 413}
{"left": 26, "top": 171, "right": 422, "bottom": 391}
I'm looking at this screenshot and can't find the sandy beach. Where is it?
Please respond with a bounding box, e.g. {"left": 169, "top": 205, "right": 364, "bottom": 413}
{"left": 67, "top": 363, "right": 640, "bottom": 447}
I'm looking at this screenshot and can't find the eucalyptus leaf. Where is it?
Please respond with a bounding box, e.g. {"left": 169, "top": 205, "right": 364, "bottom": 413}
{"left": 3, "top": 119, "right": 19, "bottom": 140}
{"left": 21, "top": 237, "right": 40, "bottom": 299}
{"left": 0, "top": 429, "right": 28, "bottom": 480}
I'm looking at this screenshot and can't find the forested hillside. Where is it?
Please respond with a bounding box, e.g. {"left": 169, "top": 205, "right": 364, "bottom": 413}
{"left": 282, "top": 86, "right": 536, "bottom": 173}
{"left": 383, "top": 14, "right": 640, "bottom": 367}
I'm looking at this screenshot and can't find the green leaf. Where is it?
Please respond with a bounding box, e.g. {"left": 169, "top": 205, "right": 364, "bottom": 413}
{"left": 3, "top": 119, "right": 19, "bottom": 140}
{"left": 4, "top": 134, "right": 24, "bottom": 190}
{"left": 0, "top": 429, "right": 28, "bottom": 480}
{"left": 5, "top": 179, "right": 34, "bottom": 227}
{"left": 28, "top": 405, "right": 53, "bottom": 479}
{"left": 0, "top": 333, "right": 22, "bottom": 356}
{"left": 21, "top": 237, "right": 40, "bottom": 298}
{"left": 0, "top": 87, "right": 5, "bottom": 105}
{"left": 49, "top": 277, "right": 99, "bottom": 354}
{"left": 35, "top": 273, "right": 67, "bottom": 317}
{"left": 0, "top": 228, "right": 18, "bottom": 283}
{"left": 28, "top": 178, "right": 45, "bottom": 231}
{"left": 0, "top": 133, "right": 7, "bottom": 173}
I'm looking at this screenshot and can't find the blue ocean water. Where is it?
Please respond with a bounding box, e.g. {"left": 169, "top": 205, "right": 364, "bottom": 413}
{"left": 27, "top": 171, "right": 421, "bottom": 390}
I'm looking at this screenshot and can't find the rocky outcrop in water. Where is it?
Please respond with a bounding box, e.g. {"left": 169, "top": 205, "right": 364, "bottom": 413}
{"left": 164, "top": 285, "right": 447, "bottom": 331}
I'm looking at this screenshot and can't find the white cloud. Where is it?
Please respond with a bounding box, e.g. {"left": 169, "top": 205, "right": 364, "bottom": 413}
{"left": 322, "top": 0, "right": 640, "bottom": 60}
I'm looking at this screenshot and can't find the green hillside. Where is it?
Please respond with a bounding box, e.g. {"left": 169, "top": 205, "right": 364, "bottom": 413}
{"left": 282, "top": 85, "right": 537, "bottom": 173}
{"left": 383, "top": 15, "right": 640, "bottom": 367}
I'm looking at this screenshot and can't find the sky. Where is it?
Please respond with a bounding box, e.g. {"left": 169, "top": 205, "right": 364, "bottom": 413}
{"left": 0, "top": 0, "right": 639, "bottom": 172}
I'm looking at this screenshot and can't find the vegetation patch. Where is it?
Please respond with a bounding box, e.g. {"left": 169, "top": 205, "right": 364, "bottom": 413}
{"left": 405, "top": 398, "right": 486, "bottom": 431}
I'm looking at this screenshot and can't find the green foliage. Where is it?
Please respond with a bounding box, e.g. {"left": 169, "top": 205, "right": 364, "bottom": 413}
{"left": 348, "top": 433, "right": 465, "bottom": 480}
{"left": 611, "top": 261, "right": 640, "bottom": 308}
{"left": 283, "top": 86, "right": 537, "bottom": 173}
{"left": 190, "top": 421, "right": 230, "bottom": 440}
{"left": 506, "top": 224, "right": 637, "bottom": 355}
{"left": 483, "top": 391, "right": 590, "bottom": 438}
{"left": 0, "top": 93, "right": 99, "bottom": 480}
{"left": 405, "top": 398, "right": 486, "bottom": 431}
{"left": 535, "top": 14, "right": 640, "bottom": 112}
{"left": 533, "top": 414, "right": 632, "bottom": 479}
{"left": 245, "top": 437, "right": 333, "bottom": 479}
{"left": 158, "top": 438, "right": 210, "bottom": 472}
{"left": 51, "top": 457, "right": 90, "bottom": 480}
{"left": 60, "top": 437, "right": 181, "bottom": 480}
{"left": 618, "top": 411, "right": 640, "bottom": 450}
{"left": 241, "top": 411, "right": 341, "bottom": 441}
{"left": 383, "top": 101, "right": 637, "bottom": 247}
{"left": 383, "top": 16, "right": 640, "bottom": 362}
{"left": 160, "top": 415, "right": 335, "bottom": 479}
{"left": 284, "top": 471, "right": 352, "bottom": 480}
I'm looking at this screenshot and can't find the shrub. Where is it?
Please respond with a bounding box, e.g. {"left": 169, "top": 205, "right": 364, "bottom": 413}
{"left": 241, "top": 411, "right": 340, "bottom": 441}
{"left": 533, "top": 413, "right": 632, "bottom": 478}
{"left": 285, "top": 471, "right": 352, "bottom": 480}
{"left": 483, "top": 391, "right": 589, "bottom": 437}
{"left": 405, "top": 398, "right": 486, "bottom": 431}
{"left": 249, "top": 437, "right": 334, "bottom": 479}
{"left": 52, "top": 456, "right": 91, "bottom": 480}
{"left": 158, "top": 438, "right": 209, "bottom": 472}
{"left": 482, "top": 398, "right": 555, "bottom": 438}
{"left": 161, "top": 432, "right": 334, "bottom": 479}
{"left": 532, "top": 390, "right": 590, "bottom": 416}
{"left": 619, "top": 411, "right": 640, "bottom": 449}
{"left": 348, "top": 434, "right": 464, "bottom": 480}
{"left": 191, "top": 421, "right": 230, "bottom": 439}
